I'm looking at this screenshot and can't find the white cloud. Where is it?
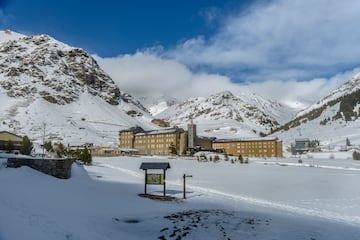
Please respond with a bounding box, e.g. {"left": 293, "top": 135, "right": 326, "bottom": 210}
{"left": 167, "top": 0, "right": 360, "bottom": 81}
{"left": 94, "top": 0, "right": 360, "bottom": 110}
{"left": 240, "top": 68, "right": 360, "bottom": 109}
{"left": 95, "top": 53, "right": 357, "bottom": 109}
{"left": 94, "top": 53, "right": 236, "bottom": 100}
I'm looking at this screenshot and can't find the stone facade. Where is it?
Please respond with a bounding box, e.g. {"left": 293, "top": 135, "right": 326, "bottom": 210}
{"left": 7, "top": 157, "right": 74, "bottom": 179}
{"left": 212, "top": 138, "right": 283, "bottom": 158}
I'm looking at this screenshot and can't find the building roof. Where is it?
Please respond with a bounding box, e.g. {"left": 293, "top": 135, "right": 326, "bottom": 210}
{"left": 140, "top": 162, "right": 171, "bottom": 170}
{"left": 135, "top": 127, "right": 183, "bottom": 136}
{"left": 213, "top": 137, "right": 279, "bottom": 143}
{"left": 0, "top": 131, "right": 23, "bottom": 139}
{"left": 119, "top": 126, "right": 144, "bottom": 134}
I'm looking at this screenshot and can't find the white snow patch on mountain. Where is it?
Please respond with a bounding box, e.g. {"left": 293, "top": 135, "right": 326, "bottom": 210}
{"left": 0, "top": 29, "right": 26, "bottom": 43}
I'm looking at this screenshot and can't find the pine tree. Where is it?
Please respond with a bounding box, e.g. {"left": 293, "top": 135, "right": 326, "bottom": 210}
{"left": 238, "top": 154, "right": 244, "bottom": 164}
{"left": 56, "top": 143, "right": 66, "bottom": 158}
{"left": 353, "top": 151, "right": 360, "bottom": 160}
{"left": 6, "top": 140, "right": 14, "bottom": 153}
{"left": 20, "top": 136, "right": 33, "bottom": 155}
{"left": 346, "top": 138, "right": 351, "bottom": 147}
{"left": 79, "top": 147, "right": 92, "bottom": 165}
{"left": 168, "top": 142, "right": 177, "bottom": 155}
{"left": 44, "top": 141, "right": 53, "bottom": 152}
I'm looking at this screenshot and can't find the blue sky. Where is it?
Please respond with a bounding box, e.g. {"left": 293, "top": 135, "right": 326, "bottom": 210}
{"left": 0, "top": 0, "right": 245, "bottom": 56}
{"left": 2, "top": 0, "right": 360, "bottom": 107}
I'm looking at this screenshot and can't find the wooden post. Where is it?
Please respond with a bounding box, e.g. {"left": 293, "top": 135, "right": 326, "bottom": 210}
{"left": 163, "top": 169, "right": 166, "bottom": 196}
{"left": 144, "top": 169, "right": 147, "bottom": 195}
{"left": 183, "top": 174, "right": 186, "bottom": 199}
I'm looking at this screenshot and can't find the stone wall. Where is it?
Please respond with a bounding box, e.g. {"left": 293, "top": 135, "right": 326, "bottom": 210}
{"left": 7, "top": 157, "right": 74, "bottom": 179}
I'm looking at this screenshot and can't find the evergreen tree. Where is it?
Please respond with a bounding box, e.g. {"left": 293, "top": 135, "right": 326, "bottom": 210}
{"left": 6, "top": 140, "right": 14, "bottom": 152}
{"left": 346, "top": 138, "right": 351, "bottom": 147}
{"left": 20, "top": 136, "right": 33, "bottom": 155}
{"left": 353, "top": 151, "right": 360, "bottom": 160}
{"left": 44, "top": 141, "right": 53, "bottom": 152}
{"left": 238, "top": 154, "right": 244, "bottom": 164}
{"left": 79, "top": 147, "right": 92, "bottom": 165}
{"left": 168, "top": 142, "right": 177, "bottom": 155}
{"left": 56, "top": 143, "right": 66, "bottom": 158}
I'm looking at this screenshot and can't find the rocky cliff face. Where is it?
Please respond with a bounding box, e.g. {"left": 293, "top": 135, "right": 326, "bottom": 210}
{"left": 0, "top": 33, "right": 120, "bottom": 105}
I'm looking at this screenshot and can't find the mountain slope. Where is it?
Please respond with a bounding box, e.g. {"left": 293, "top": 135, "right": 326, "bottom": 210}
{"left": 274, "top": 71, "right": 360, "bottom": 148}
{"left": 0, "top": 29, "right": 25, "bottom": 43}
{"left": 0, "top": 31, "right": 156, "bottom": 145}
{"left": 0, "top": 33, "right": 120, "bottom": 105}
{"left": 136, "top": 94, "right": 179, "bottom": 116}
{"left": 156, "top": 91, "right": 295, "bottom": 138}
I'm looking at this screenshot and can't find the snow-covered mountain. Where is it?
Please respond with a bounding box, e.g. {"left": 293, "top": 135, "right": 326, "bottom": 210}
{"left": 0, "top": 30, "right": 157, "bottom": 145}
{"left": 274, "top": 71, "right": 360, "bottom": 148}
{"left": 156, "top": 91, "right": 295, "bottom": 138}
{"left": 136, "top": 94, "right": 179, "bottom": 116}
{"left": 4, "top": 29, "right": 360, "bottom": 149}
{"left": 0, "top": 33, "right": 120, "bottom": 105}
{"left": 0, "top": 29, "right": 25, "bottom": 43}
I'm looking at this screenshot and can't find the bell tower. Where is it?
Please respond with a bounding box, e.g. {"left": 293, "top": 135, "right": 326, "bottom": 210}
{"left": 187, "top": 118, "right": 197, "bottom": 150}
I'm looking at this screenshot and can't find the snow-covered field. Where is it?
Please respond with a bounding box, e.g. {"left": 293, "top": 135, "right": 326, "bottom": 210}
{"left": 1, "top": 154, "right": 360, "bottom": 239}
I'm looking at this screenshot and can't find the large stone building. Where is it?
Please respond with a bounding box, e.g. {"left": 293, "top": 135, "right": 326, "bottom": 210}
{"left": 119, "top": 126, "right": 187, "bottom": 155}
{"left": 212, "top": 138, "right": 283, "bottom": 158}
{"left": 119, "top": 124, "right": 283, "bottom": 157}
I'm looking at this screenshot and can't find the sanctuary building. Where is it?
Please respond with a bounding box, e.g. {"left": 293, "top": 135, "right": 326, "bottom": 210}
{"left": 119, "top": 123, "right": 283, "bottom": 157}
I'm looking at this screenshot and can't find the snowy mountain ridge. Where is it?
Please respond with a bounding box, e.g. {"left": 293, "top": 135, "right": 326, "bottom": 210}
{"left": 274, "top": 72, "right": 360, "bottom": 147}
{"left": 156, "top": 91, "right": 295, "bottom": 138}
{"left": 136, "top": 94, "right": 179, "bottom": 116}
{"left": 0, "top": 33, "right": 120, "bottom": 105}
{"left": 0, "top": 30, "right": 157, "bottom": 145}
{"left": 296, "top": 72, "right": 360, "bottom": 118}
{"left": 0, "top": 29, "right": 25, "bottom": 43}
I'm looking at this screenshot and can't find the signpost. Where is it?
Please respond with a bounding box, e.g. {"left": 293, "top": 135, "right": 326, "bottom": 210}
{"left": 140, "top": 162, "right": 170, "bottom": 196}
{"left": 146, "top": 173, "right": 164, "bottom": 185}
{"left": 183, "top": 174, "right": 193, "bottom": 199}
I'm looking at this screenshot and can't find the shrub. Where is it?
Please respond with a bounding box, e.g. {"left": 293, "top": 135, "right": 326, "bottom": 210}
{"left": 56, "top": 143, "right": 66, "bottom": 158}
{"left": 44, "top": 141, "right": 53, "bottom": 152}
{"left": 353, "top": 151, "right": 360, "bottom": 160}
{"left": 79, "top": 147, "right": 92, "bottom": 165}
{"left": 238, "top": 155, "right": 244, "bottom": 164}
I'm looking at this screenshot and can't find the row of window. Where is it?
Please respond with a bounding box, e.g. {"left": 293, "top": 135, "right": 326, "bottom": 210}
{"left": 135, "top": 138, "right": 175, "bottom": 144}
{"left": 137, "top": 133, "right": 176, "bottom": 138}
{"left": 236, "top": 149, "right": 275, "bottom": 153}
{"left": 135, "top": 144, "right": 172, "bottom": 149}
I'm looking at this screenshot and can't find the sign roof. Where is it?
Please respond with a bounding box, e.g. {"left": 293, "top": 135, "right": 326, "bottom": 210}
{"left": 140, "top": 162, "right": 171, "bottom": 170}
